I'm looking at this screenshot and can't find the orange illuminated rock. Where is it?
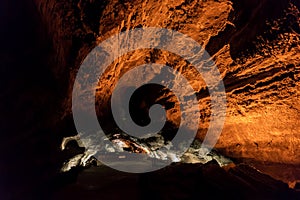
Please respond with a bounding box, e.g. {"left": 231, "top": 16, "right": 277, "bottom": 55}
{"left": 33, "top": 0, "right": 299, "bottom": 184}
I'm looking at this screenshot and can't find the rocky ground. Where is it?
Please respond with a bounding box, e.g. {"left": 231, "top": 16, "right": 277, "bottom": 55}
{"left": 51, "top": 162, "right": 299, "bottom": 200}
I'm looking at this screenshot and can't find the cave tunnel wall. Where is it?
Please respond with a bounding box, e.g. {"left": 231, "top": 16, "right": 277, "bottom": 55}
{"left": 0, "top": 0, "right": 299, "bottom": 198}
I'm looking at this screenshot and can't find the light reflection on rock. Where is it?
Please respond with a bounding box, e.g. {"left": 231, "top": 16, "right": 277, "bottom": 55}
{"left": 60, "top": 133, "right": 233, "bottom": 172}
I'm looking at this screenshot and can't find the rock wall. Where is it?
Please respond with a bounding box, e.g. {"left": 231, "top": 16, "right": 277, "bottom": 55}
{"left": 1, "top": 0, "right": 299, "bottom": 197}
{"left": 33, "top": 0, "right": 299, "bottom": 180}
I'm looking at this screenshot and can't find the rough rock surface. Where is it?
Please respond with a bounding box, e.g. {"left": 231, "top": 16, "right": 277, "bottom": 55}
{"left": 1, "top": 0, "right": 299, "bottom": 199}
{"left": 34, "top": 0, "right": 299, "bottom": 182}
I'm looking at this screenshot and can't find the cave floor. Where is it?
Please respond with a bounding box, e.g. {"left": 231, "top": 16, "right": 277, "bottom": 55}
{"left": 51, "top": 161, "right": 300, "bottom": 200}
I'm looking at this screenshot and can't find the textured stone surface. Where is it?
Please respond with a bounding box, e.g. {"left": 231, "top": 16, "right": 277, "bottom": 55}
{"left": 32, "top": 0, "right": 300, "bottom": 183}
{"left": 1, "top": 0, "right": 299, "bottom": 198}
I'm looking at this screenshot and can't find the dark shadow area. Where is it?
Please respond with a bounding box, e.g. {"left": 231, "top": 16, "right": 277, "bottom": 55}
{"left": 206, "top": 0, "right": 299, "bottom": 60}
{"left": 0, "top": 0, "right": 66, "bottom": 198}
{"left": 52, "top": 161, "right": 299, "bottom": 200}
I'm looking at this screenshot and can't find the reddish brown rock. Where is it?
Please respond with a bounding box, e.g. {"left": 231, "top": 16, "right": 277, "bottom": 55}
{"left": 1, "top": 0, "right": 299, "bottom": 198}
